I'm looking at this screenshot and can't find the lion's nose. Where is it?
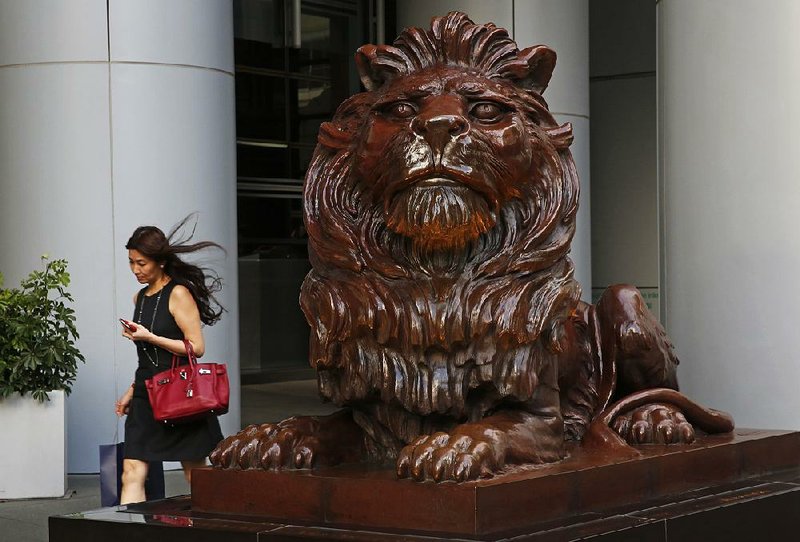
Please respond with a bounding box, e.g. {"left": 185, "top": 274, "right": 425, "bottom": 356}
{"left": 412, "top": 114, "right": 468, "bottom": 151}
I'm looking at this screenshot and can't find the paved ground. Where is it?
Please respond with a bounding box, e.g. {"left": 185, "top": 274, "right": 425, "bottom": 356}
{"left": 0, "top": 380, "right": 334, "bottom": 542}
{"left": 0, "top": 471, "right": 189, "bottom": 542}
{"left": 239, "top": 378, "right": 338, "bottom": 427}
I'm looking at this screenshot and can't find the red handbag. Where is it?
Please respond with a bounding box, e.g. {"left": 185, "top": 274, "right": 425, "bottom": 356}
{"left": 145, "top": 339, "right": 229, "bottom": 424}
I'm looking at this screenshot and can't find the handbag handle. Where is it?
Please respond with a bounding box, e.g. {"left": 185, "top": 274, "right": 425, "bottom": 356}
{"left": 183, "top": 339, "right": 198, "bottom": 365}
{"left": 170, "top": 339, "right": 198, "bottom": 370}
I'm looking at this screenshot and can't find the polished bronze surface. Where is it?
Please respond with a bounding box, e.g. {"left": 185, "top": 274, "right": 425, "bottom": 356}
{"left": 210, "top": 11, "right": 733, "bottom": 482}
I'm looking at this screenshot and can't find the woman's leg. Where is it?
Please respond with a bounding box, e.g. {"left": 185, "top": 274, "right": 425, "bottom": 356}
{"left": 120, "top": 459, "right": 149, "bottom": 504}
{"left": 181, "top": 459, "right": 207, "bottom": 484}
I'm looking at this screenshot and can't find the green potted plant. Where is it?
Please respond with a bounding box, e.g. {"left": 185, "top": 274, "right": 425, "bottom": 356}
{"left": 0, "top": 255, "right": 85, "bottom": 499}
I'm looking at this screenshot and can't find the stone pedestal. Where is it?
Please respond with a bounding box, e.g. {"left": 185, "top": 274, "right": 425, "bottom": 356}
{"left": 50, "top": 430, "right": 800, "bottom": 541}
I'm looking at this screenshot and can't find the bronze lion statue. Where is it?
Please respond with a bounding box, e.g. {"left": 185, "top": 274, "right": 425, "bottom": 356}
{"left": 211, "top": 12, "right": 733, "bottom": 482}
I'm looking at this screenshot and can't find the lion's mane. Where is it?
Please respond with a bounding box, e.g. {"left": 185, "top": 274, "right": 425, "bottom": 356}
{"left": 300, "top": 13, "right": 591, "bottom": 449}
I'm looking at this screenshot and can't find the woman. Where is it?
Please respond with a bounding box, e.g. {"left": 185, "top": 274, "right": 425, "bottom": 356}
{"left": 115, "top": 218, "right": 225, "bottom": 504}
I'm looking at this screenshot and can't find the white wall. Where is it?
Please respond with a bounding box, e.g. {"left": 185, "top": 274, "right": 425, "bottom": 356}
{"left": 658, "top": 0, "right": 800, "bottom": 430}
{"left": 0, "top": 0, "right": 239, "bottom": 473}
{"left": 396, "top": 0, "right": 592, "bottom": 300}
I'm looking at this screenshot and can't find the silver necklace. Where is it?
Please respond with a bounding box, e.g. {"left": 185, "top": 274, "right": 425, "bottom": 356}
{"left": 135, "top": 284, "right": 165, "bottom": 366}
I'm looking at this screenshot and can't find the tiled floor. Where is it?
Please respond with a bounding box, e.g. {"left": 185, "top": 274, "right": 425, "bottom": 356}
{"left": 0, "top": 380, "right": 334, "bottom": 542}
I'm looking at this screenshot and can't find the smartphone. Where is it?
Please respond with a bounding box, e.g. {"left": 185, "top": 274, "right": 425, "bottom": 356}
{"left": 119, "top": 318, "right": 137, "bottom": 332}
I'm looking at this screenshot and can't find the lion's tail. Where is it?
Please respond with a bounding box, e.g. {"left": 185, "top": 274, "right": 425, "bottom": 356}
{"left": 582, "top": 388, "right": 735, "bottom": 456}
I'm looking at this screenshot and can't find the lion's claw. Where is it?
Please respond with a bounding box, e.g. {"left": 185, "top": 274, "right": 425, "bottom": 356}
{"left": 612, "top": 404, "right": 695, "bottom": 445}
{"left": 210, "top": 418, "right": 322, "bottom": 470}
{"left": 210, "top": 423, "right": 275, "bottom": 468}
{"left": 210, "top": 411, "right": 366, "bottom": 470}
{"left": 396, "top": 431, "right": 499, "bottom": 482}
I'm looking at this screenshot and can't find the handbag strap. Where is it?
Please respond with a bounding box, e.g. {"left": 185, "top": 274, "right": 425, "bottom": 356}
{"left": 170, "top": 339, "right": 198, "bottom": 370}
{"left": 183, "top": 339, "right": 198, "bottom": 367}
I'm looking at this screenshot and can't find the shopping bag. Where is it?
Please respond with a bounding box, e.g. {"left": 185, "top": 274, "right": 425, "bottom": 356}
{"left": 99, "top": 442, "right": 165, "bottom": 506}
{"left": 99, "top": 442, "right": 123, "bottom": 506}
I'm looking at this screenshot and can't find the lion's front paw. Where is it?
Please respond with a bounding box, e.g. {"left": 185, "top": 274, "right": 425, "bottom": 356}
{"left": 612, "top": 403, "right": 695, "bottom": 445}
{"left": 210, "top": 423, "right": 273, "bottom": 469}
{"left": 396, "top": 431, "right": 502, "bottom": 482}
{"left": 209, "top": 417, "right": 325, "bottom": 470}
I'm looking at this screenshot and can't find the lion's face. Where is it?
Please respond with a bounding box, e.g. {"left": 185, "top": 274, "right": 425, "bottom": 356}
{"left": 301, "top": 12, "right": 583, "bottom": 426}
{"left": 353, "top": 67, "right": 535, "bottom": 252}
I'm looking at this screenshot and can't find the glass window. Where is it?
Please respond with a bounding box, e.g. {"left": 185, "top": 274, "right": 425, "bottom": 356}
{"left": 237, "top": 194, "right": 305, "bottom": 254}
{"left": 289, "top": 78, "right": 335, "bottom": 144}
{"left": 233, "top": 0, "right": 286, "bottom": 70}
{"left": 237, "top": 143, "right": 289, "bottom": 178}
{"left": 290, "top": 146, "right": 315, "bottom": 179}
{"left": 235, "top": 73, "right": 287, "bottom": 141}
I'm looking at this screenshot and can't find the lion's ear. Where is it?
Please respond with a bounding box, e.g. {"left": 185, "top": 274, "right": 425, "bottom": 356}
{"left": 355, "top": 45, "right": 380, "bottom": 90}
{"left": 355, "top": 44, "right": 408, "bottom": 91}
{"left": 506, "top": 45, "right": 557, "bottom": 95}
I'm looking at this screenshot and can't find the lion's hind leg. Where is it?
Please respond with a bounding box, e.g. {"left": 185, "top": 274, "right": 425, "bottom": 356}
{"left": 584, "top": 388, "right": 734, "bottom": 451}
{"left": 595, "top": 284, "right": 679, "bottom": 399}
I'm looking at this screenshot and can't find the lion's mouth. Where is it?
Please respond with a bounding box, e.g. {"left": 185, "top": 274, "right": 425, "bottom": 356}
{"left": 405, "top": 168, "right": 476, "bottom": 189}
{"left": 402, "top": 169, "right": 499, "bottom": 209}
{"left": 413, "top": 177, "right": 462, "bottom": 188}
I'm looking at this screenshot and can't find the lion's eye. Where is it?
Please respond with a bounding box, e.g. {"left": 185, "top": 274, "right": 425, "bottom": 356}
{"left": 470, "top": 102, "right": 505, "bottom": 122}
{"left": 386, "top": 101, "right": 417, "bottom": 119}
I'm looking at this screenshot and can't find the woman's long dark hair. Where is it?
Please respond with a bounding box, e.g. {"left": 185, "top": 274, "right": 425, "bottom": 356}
{"left": 126, "top": 214, "right": 225, "bottom": 326}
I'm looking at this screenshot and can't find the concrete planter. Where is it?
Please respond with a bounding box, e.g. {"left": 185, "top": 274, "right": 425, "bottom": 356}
{"left": 0, "top": 390, "right": 66, "bottom": 499}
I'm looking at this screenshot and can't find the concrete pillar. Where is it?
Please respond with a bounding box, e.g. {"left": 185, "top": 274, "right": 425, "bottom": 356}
{"left": 0, "top": 0, "right": 240, "bottom": 472}
{"left": 397, "top": 0, "right": 514, "bottom": 34}
{"left": 396, "top": 0, "right": 591, "bottom": 300}
{"left": 658, "top": 0, "right": 800, "bottom": 429}
{"left": 513, "top": 1, "right": 591, "bottom": 299}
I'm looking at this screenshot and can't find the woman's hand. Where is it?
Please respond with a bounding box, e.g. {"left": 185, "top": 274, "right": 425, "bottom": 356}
{"left": 115, "top": 386, "right": 134, "bottom": 417}
{"left": 122, "top": 322, "right": 154, "bottom": 343}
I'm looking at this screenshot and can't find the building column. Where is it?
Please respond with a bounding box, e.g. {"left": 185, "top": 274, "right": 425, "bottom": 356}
{"left": 512, "top": 0, "right": 591, "bottom": 300}
{"left": 396, "top": 0, "right": 591, "bottom": 300}
{"left": 0, "top": 0, "right": 239, "bottom": 473}
{"left": 658, "top": 0, "right": 800, "bottom": 429}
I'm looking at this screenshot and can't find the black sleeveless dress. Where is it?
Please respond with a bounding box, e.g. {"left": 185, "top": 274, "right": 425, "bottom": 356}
{"left": 123, "top": 281, "right": 224, "bottom": 461}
